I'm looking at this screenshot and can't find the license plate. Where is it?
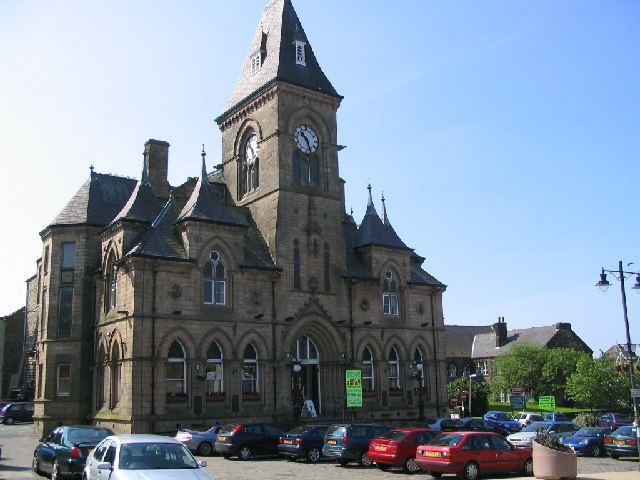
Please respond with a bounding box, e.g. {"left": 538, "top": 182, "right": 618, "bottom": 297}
{"left": 283, "top": 440, "right": 293, "bottom": 444}
{"left": 374, "top": 445, "right": 387, "bottom": 451}
{"left": 614, "top": 439, "right": 624, "bottom": 445}
{"left": 218, "top": 436, "right": 227, "bottom": 442}
{"left": 327, "top": 440, "right": 337, "bottom": 445}
{"left": 423, "top": 451, "right": 441, "bottom": 457}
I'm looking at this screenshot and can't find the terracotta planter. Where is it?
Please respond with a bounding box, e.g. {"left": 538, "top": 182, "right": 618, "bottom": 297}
{"left": 532, "top": 440, "right": 577, "bottom": 480}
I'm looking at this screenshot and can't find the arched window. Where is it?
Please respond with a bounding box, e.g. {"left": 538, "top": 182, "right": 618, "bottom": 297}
{"left": 362, "top": 346, "right": 375, "bottom": 391}
{"left": 292, "top": 151, "right": 320, "bottom": 186}
{"left": 414, "top": 347, "right": 426, "bottom": 388}
{"left": 242, "top": 343, "right": 259, "bottom": 395}
{"left": 241, "top": 133, "right": 259, "bottom": 196}
{"left": 388, "top": 347, "right": 401, "bottom": 390}
{"left": 382, "top": 270, "right": 399, "bottom": 315}
{"left": 206, "top": 342, "right": 224, "bottom": 394}
{"left": 166, "top": 341, "right": 186, "bottom": 394}
{"left": 293, "top": 240, "right": 301, "bottom": 290}
{"left": 203, "top": 251, "right": 226, "bottom": 305}
{"left": 295, "top": 336, "right": 318, "bottom": 361}
{"left": 323, "top": 244, "right": 330, "bottom": 292}
{"left": 448, "top": 364, "right": 457, "bottom": 379}
{"left": 104, "top": 252, "right": 117, "bottom": 312}
{"left": 110, "top": 342, "right": 121, "bottom": 409}
{"left": 96, "top": 344, "right": 106, "bottom": 409}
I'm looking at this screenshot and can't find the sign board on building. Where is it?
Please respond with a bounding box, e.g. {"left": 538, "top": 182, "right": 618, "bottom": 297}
{"left": 538, "top": 395, "right": 556, "bottom": 411}
{"left": 510, "top": 386, "right": 524, "bottom": 395}
{"left": 345, "top": 369, "right": 363, "bottom": 407}
{"left": 510, "top": 394, "right": 526, "bottom": 410}
{"left": 631, "top": 388, "right": 640, "bottom": 398}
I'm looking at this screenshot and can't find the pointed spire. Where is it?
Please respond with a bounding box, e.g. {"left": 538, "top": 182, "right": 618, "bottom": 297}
{"left": 381, "top": 191, "right": 389, "bottom": 226}
{"left": 201, "top": 144, "right": 208, "bottom": 178}
{"left": 367, "top": 183, "right": 373, "bottom": 206}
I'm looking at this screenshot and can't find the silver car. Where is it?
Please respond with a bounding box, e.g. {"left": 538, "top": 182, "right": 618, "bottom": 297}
{"left": 507, "top": 421, "right": 579, "bottom": 448}
{"left": 83, "top": 434, "right": 213, "bottom": 480}
{"left": 175, "top": 426, "right": 221, "bottom": 456}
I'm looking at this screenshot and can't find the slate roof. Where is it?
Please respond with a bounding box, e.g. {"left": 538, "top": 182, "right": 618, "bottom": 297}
{"left": 445, "top": 325, "right": 494, "bottom": 358}
{"left": 47, "top": 172, "right": 136, "bottom": 231}
{"left": 409, "top": 256, "right": 445, "bottom": 287}
{"left": 343, "top": 218, "right": 374, "bottom": 280}
{"left": 353, "top": 191, "right": 411, "bottom": 251}
{"left": 110, "top": 172, "right": 161, "bottom": 225}
{"left": 221, "top": 0, "right": 340, "bottom": 115}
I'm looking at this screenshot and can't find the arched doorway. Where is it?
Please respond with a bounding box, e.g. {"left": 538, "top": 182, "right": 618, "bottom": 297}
{"left": 292, "top": 335, "right": 321, "bottom": 415}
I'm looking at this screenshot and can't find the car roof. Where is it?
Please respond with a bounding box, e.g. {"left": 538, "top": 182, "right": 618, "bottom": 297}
{"left": 391, "top": 427, "right": 433, "bottom": 432}
{"left": 108, "top": 434, "right": 182, "bottom": 445}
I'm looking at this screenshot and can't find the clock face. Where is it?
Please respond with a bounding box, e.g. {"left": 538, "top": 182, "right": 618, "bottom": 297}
{"left": 245, "top": 134, "right": 258, "bottom": 163}
{"left": 294, "top": 124, "right": 318, "bottom": 154}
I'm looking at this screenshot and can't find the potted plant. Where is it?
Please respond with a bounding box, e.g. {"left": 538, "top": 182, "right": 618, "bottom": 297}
{"left": 166, "top": 392, "right": 188, "bottom": 403}
{"left": 532, "top": 429, "right": 577, "bottom": 480}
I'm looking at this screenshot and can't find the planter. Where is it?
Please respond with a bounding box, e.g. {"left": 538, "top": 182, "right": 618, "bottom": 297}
{"left": 205, "top": 393, "right": 225, "bottom": 402}
{"left": 242, "top": 393, "right": 260, "bottom": 401}
{"left": 532, "top": 440, "right": 577, "bottom": 480}
{"left": 166, "top": 393, "right": 188, "bottom": 403}
{"left": 388, "top": 389, "right": 403, "bottom": 396}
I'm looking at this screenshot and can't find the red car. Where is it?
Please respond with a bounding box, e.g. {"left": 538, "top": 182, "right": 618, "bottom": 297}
{"left": 415, "top": 431, "right": 533, "bottom": 480}
{"left": 368, "top": 427, "right": 439, "bottom": 473}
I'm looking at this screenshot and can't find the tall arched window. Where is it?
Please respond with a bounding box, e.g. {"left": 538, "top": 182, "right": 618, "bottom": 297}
{"left": 203, "top": 251, "right": 226, "bottom": 305}
{"left": 362, "top": 346, "right": 375, "bottom": 391}
{"left": 96, "top": 344, "right": 106, "bottom": 409}
{"left": 242, "top": 343, "right": 259, "bottom": 395}
{"left": 104, "top": 252, "right": 117, "bottom": 312}
{"left": 292, "top": 152, "right": 320, "bottom": 186}
{"left": 414, "top": 347, "right": 426, "bottom": 388}
{"left": 166, "top": 341, "right": 186, "bottom": 394}
{"left": 295, "top": 336, "right": 318, "bottom": 361}
{"left": 388, "top": 347, "right": 401, "bottom": 390}
{"left": 206, "top": 341, "right": 224, "bottom": 394}
{"left": 293, "top": 240, "right": 301, "bottom": 290}
{"left": 241, "top": 133, "right": 259, "bottom": 196}
{"left": 110, "top": 342, "right": 121, "bottom": 409}
{"left": 382, "top": 270, "right": 399, "bottom": 315}
{"left": 323, "top": 244, "right": 330, "bottom": 292}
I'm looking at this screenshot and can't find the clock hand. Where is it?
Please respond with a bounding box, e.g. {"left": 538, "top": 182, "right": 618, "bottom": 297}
{"left": 300, "top": 134, "right": 311, "bottom": 151}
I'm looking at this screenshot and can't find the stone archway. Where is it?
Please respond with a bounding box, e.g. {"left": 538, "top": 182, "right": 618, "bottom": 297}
{"left": 292, "top": 335, "right": 321, "bottom": 415}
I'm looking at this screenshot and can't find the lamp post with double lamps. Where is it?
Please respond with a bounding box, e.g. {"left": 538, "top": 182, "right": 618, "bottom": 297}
{"left": 410, "top": 361, "right": 425, "bottom": 421}
{"left": 595, "top": 261, "right": 640, "bottom": 463}
{"left": 467, "top": 374, "right": 478, "bottom": 417}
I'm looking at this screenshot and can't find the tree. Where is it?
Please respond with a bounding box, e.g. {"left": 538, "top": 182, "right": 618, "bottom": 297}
{"left": 541, "top": 348, "right": 591, "bottom": 405}
{"left": 448, "top": 377, "right": 490, "bottom": 416}
{"left": 566, "top": 357, "right": 631, "bottom": 410}
{"left": 489, "top": 344, "right": 548, "bottom": 399}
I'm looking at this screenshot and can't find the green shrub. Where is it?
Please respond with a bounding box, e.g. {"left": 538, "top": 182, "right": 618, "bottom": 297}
{"left": 573, "top": 412, "right": 597, "bottom": 427}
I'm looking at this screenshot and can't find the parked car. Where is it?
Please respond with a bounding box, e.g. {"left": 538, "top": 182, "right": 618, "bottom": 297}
{"left": 507, "top": 421, "right": 579, "bottom": 448}
{"left": 277, "top": 424, "right": 328, "bottom": 463}
{"left": 214, "top": 422, "right": 285, "bottom": 460}
{"left": 175, "top": 425, "right": 221, "bottom": 456}
{"left": 597, "top": 413, "right": 633, "bottom": 430}
{"left": 0, "top": 402, "right": 34, "bottom": 424}
{"left": 514, "top": 412, "right": 544, "bottom": 428}
{"left": 322, "top": 423, "right": 391, "bottom": 467}
{"left": 32, "top": 425, "right": 113, "bottom": 480}
{"left": 428, "top": 417, "right": 464, "bottom": 431}
{"left": 560, "top": 427, "right": 611, "bottom": 456}
{"left": 603, "top": 426, "right": 639, "bottom": 459}
{"left": 83, "top": 434, "right": 212, "bottom": 480}
{"left": 483, "top": 411, "right": 521, "bottom": 433}
{"left": 543, "top": 412, "right": 571, "bottom": 422}
{"left": 458, "top": 418, "right": 511, "bottom": 437}
{"left": 368, "top": 427, "right": 438, "bottom": 473}
{"left": 415, "top": 431, "right": 533, "bottom": 480}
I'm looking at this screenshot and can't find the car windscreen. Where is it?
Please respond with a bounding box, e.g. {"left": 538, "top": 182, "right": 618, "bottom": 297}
{"left": 429, "top": 434, "right": 463, "bottom": 446}
{"left": 523, "top": 422, "right": 549, "bottom": 432}
{"left": 574, "top": 429, "right": 603, "bottom": 437}
{"left": 440, "top": 419, "right": 464, "bottom": 429}
{"left": 614, "top": 414, "right": 630, "bottom": 421}
{"left": 494, "top": 412, "right": 513, "bottom": 421}
{"left": 206, "top": 426, "right": 220, "bottom": 434}
{"left": 218, "top": 423, "right": 240, "bottom": 435}
{"left": 119, "top": 442, "right": 199, "bottom": 470}
{"left": 377, "top": 430, "right": 408, "bottom": 440}
{"left": 613, "top": 426, "right": 635, "bottom": 436}
{"left": 326, "top": 426, "right": 346, "bottom": 437}
{"left": 66, "top": 428, "right": 112, "bottom": 446}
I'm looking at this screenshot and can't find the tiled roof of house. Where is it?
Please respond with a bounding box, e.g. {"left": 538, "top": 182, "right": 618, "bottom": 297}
{"left": 343, "top": 218, "right": 374, "bottom": 280}
{"left": 353, "top": 187, "right": 411, "bottom": 251}
{"left": 110, "top": 167, "right": 162, "bottom": 225}
{"left": 445, "top": 325, "right": 494, "bottom": 358}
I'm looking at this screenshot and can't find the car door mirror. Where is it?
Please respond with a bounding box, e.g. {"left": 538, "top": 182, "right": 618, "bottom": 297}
{"left": 97, "top": 462, "right": 112, "bottom": 471}
{"left": 198, "top": 460, "right": 208, "bottom": 467}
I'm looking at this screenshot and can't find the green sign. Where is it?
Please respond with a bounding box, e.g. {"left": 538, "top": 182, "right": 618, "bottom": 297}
{"left": 538, "top": 395, "right": 556, "bottom": 411}
{"left": 510, "top": 395, "right": 526, "bottom": 410}
{"left": 346, "top": 369, "right": 363, "bottom": 407}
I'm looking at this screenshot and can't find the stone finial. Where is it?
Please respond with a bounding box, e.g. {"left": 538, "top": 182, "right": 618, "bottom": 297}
{"left": 367, "top": 183, "right": 373, "bottom": 206}
{"left": 201, "top": 144, "right": 207, "bottom": 178}
{"left": 381, "top": 191, "right": 389, "bottom": 226}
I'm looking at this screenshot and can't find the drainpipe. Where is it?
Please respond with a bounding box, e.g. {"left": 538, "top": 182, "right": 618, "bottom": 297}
{"left": 430, "top": 292, "right": 441, "bottom": 416}
{"left": 150, "top": 263, "right": 158, "bottom": 433}
{"left": 271, "top": 274, "right": 278, "bottom": 417}
{"left": 347, "top": 282, "right": 355, "bottom": 362}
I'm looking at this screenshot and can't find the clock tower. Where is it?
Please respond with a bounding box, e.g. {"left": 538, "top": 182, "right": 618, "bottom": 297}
{"left": 216, "top": 0, "right": 345, "bottom": 293}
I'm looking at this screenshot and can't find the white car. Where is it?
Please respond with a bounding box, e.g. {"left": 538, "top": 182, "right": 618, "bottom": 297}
{"left": 83, "top": 434, "right": 213, "bottom": 480}
{"left": 514, "top": 412, "right": 544, "bottom": 428}
{"left": 507, "top": 421, "right": 579, "bottom": 448}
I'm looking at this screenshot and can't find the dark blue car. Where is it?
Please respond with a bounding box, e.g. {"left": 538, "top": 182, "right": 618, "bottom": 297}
{"left": 0, "top": 402, "right": 34, "bottom": 424}
{"left": 561, "top": 427, "right": 611, "bottom": 456}
{"left": 483, "top": 411, "right": 521, "bottom": 433}
{"left": 278, "top": 424, "right": 328, "bottom": 463}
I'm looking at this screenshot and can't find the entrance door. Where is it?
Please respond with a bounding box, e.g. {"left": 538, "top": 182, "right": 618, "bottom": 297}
{"left": 292, "top": 336, "right": 321, "bottom": 415}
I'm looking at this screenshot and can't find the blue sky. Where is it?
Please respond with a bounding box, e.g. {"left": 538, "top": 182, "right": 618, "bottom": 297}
{"left": 1, "top": 1, "right": 639, "bottom": 354}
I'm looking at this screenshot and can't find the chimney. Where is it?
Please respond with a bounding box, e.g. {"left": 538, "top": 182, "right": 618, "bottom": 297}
{"left": 555, "top": 322, "right": 571, "bottom": 331}
{"left": 144, "top": 139, "right": 171, "bottom": 199}
{"left": 493, "top": 316, "right": 507, "bottom": 347}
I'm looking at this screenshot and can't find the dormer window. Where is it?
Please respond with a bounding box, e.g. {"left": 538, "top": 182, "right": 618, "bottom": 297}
{"left": 250, "top": 52, "right": 261, "bottom": 76}
{"left": 294, "top": 40, "right": 306, "bottom": 66}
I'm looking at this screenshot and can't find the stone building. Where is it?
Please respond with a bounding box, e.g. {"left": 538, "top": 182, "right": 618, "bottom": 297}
{"left": 27, "top": 0, "right": 447, "bottom": 435}
{"left": 0, "top": 307, "right": 26, "bottom": 399}
{"left": 444, "top": 325, "right": 493, "bottom": 380}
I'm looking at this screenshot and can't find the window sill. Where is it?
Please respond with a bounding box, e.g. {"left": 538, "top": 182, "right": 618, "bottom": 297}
{"left": 205, "top": 393, "right": 225, "bottom": 402}
{"left": 166, "top": 393, "right": 189, "bottom": 403}
{"left": 242, "top": 394, "right": 260, "bottom": 401}
{"left": 362, "top": 390, "right": 377, "bottom": 397}
{"left": 388, "top": 389, "right": 403, "bottom": 396}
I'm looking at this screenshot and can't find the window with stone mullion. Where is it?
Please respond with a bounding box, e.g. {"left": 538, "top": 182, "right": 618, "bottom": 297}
{"left": 362, "top": 346, "right": 375, "bottom": 391}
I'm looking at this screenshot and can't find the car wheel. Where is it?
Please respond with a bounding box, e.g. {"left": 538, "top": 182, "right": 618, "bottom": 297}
{"left": 197, "top": 441, "right": 214, "bottom": 456}
{"left": 238, "top": 445, "right": 252, "bottom": 460}
{"left": 51, "top": 459, "right": 64, "bottom": 480}
{"left": 589, "top": 444, "right": 602, "bottom": 457}
{"left": 306, "top": 447, "right": 321, "bottom": 463}
{"left": 32, "top": 455, "right": 42, "bottom": 475}
{"left": 404, "top": 457, "right": 420, "bottom": 473}
{"left": 462, "top": 461, "right": 480, "bottom": 480}
{"left": 4, "top": 416, "right": 14, "bottom": 425}
{"left": 610, "top": 453, "right": 619, "bottom": 460}
{"left": 377, "top": 463, "right": 390, "bottom": 471}
{"left": 358, "top": 450, "right": 373, "bottom": 467}
{"left": 522, "top": 458, "right": 533, "bottom": 476}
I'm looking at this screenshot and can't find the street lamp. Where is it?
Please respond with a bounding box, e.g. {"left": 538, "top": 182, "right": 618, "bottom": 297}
{"left": 468, "top": 374, "right": 478, "bottom": 418}
{"left": 410, "top": 361, "right": 425, "bottom": 421}
{"left": 291, "top": 361, "right": 303, "bottom": 420}
{"left": 596, "top": 261, "right": 640, "bottom": 464}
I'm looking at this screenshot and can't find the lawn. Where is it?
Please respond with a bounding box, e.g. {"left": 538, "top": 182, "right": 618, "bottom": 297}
{"left": 488, "top": 401, "right": 590, "bottom": 414}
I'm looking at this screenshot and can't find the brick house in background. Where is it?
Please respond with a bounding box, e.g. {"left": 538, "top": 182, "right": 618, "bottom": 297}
{"left": 26, "top": 0, "right": 448, "bottom": 436}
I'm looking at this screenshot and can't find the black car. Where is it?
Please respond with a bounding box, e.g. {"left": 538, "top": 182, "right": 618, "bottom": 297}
{"left": 32, "top": 425, "right": 113, "bottom": 480}
{"left": 322, "top": 423, "right": 391, "bottom": 467}
{"left": 278, "top": 424, "right": 328, "bottom": 463}
{"left": 214, "top": 422, "right": 285, "bottom": 460}
{"left": 457, "top": 417, "right": 510, "bottom": 436}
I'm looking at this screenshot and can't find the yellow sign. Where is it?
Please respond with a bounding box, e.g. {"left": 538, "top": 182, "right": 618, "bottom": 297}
{"left": 346, "top": 369, "right": 363, "bottom": 407}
